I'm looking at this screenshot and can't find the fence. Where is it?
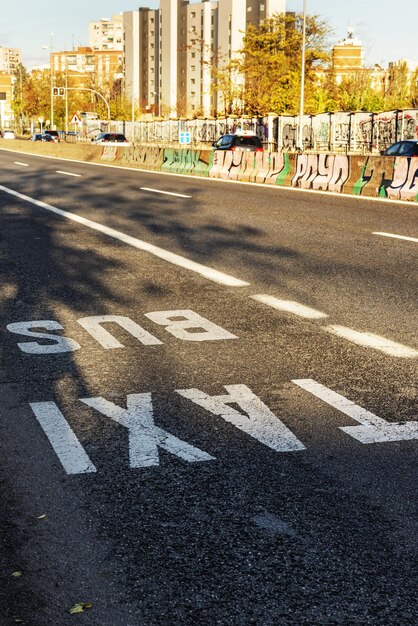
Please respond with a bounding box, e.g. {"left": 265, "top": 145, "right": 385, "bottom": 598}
{"left": 81, "top": 109, "right": 418, "bottom": 154}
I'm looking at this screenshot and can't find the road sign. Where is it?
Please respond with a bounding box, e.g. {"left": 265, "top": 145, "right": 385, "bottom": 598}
{"left": 69, "top": 112, "right": 81, "bottom": 124}
{"left": 179, "top": 131, "right": 191, "bottom": 145}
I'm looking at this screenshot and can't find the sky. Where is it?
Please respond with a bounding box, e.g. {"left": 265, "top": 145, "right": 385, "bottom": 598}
{"left": 1, "top": 0, "right": 417, "bottom": 70}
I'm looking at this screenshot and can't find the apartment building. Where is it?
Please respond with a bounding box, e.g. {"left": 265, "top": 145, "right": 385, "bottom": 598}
{"left": 51, "top": 47, "right": 122, "bottom": 95}
{"left": 89, "top": 14, "right": 124, "bottom": 52}
{"left": 0, "top": 46, "right": 21, "bottom": 73}
{"left": 121, "top": 0, "right": 286, "bottom": 118}
{"left": 0, "top": 72, "right": 14, "bottom": 129}
{"left": 123, "top": 9, "right": 160, "bottom": 114}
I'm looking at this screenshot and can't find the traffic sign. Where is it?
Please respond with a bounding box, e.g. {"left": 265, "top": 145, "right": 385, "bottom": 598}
{"left": 179, "top": 131, "right": 191, "bottom": 145}
{"left": 69, "top": 112, "right": 82, "bottom": 124}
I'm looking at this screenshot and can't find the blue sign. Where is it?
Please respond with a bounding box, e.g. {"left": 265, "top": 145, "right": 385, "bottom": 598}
{"left": 179, "top": 131, "right": 191, "bottom": 145}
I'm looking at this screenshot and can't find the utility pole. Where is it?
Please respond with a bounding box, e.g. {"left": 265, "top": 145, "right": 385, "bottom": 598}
{"left": 298, "top": 1, "right": 307, "bottom": 151}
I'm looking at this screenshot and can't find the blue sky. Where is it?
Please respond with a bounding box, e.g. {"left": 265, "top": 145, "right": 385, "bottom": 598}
{"left": 1, "top": 0, "right": 417, "bottom": 69}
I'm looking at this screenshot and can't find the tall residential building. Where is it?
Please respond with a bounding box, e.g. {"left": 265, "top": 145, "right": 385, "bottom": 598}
{"left": 0, "top": 47, "right": 21, "bottom": 73}
{"left": 89, "top": 14, "right": 124, "bottom": 51}
{"left": 122, "top": 0, "right": 286, "bottom": 118}
{"left": 184, "top": 1, "right": 218, "bottom": 116}
{"left": 123, "top": 8, "right": 160, "bottom": 114}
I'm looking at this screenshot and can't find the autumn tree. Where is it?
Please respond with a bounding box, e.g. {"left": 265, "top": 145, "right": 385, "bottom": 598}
{"left": 384, "top": 61, "right": 410, "bottom": 110}
{"left": 237, "top": 12, "right": 331, "bottom": 116}
{"left": 336, "top": 71, "right": 384, "bottom": 112}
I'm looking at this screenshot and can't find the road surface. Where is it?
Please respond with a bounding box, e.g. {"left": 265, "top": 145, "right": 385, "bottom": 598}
{"left": 0, "top": 148, "right": 417, "bottom": 625}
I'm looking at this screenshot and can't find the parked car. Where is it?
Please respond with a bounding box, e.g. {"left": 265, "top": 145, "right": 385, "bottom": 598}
{"left": 382, "top": 140, "right": 418, "bottom": 157}
{"left": 41, "top": 132, "right": 59, "bottom": 143}
{"left": 212, "top": 133, "right": 263, "bottom": 152}
{"left": 3, "top": 130, "right": 16, "bottom": 139}
{"left": 44, "top": 130, "right": 60, "bottom": 141}
{"left": 31, "top": 133, "right": 43, "bottom": 141}
{"left": 93, "top": 132, "right": 129, "bottom": 145}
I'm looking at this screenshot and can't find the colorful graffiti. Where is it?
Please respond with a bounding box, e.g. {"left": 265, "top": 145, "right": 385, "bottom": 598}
{"left": 107, "top": 109, "right": 418, "bottom": 153}
{"left": 98, "top": 144, "right": 418, "bottom": 202}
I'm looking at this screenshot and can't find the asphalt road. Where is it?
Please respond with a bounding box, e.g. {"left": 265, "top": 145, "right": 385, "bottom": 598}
{"left": 0, "top": 148, "right": 417, "bottom": 626}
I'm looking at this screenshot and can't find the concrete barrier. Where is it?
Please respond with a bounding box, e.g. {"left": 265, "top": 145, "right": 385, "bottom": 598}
{"left": 1, "top": 140, "right": 416, "bottom": 202}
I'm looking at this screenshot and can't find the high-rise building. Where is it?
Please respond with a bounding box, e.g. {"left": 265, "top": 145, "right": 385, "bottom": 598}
{"left": 122, "top": 0, "right": 286, "bottom": 118}
{"left": 123, "top": 8, "right": 160, "bottom": 115}
{"left": 89, "top": 15, "right": 124, "bottom": 52}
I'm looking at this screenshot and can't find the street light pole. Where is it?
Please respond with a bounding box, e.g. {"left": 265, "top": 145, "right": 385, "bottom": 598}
{"left": 298, "top": 1, "right": 307, "bottom": 151}
{"left": 123, "top": 19, "right": 135, "bottom": 126}
{"left": 50, "top": 33, "right": 54, "bottom": 129}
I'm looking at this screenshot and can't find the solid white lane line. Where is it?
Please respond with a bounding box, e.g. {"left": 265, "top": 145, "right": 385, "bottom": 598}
{"left": 0, "top": 185, "right": 249, "bottom": 287}
{"left": 14, "top": 161, "right": 29, "bottom": 167}
{"left": 56, "top": 170, "right": 82, "bottom": 177}
{"left": 140, "top": 187, "right": 191, "bottom": 198}
{"left": 252, "top": 294, "right": 328, "bottom": 319}
{"left": 29, "top": 401, "right": 96, "bottom": 474}
{"left": 325, "top": 325, "right": 418, "bottom": 358}
{"left": 373, "top": 231, "right": 418, "bottom": 244}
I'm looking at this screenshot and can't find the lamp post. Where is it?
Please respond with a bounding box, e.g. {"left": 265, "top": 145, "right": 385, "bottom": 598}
{"left": 298, "top": 1, "right": 307, "bottom": 151}
{"left": 42, "top": 32, "right": 54, "bottom": 129}
{"left": 123, "top": 19, "right": 135, "bottom": 126}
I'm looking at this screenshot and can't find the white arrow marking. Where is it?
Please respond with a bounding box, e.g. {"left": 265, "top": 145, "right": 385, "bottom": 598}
{"left": 292, "top": 379, "right": 418, "bottom": 444}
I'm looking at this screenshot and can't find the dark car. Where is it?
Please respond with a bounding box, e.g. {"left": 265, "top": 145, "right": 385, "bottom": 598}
{"left": 41, "top": 133, "right": 57, "bottom": 142}
{"left": 382, "top": 140, "right": 418, "bottom": 156}
{"left": 31, "top": 133, "right": 43, "bottom": 141}
{"left": 93, "top": 132, "right": 129, "bottom": 144}
{"left": 45, "top": 130, "right": 60, "bottom": 141}
{"left": 212, "top": 133, "right": 263, "bottom": 152}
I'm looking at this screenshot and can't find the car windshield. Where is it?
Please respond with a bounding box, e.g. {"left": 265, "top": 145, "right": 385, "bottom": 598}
{"left": 235, "top": 136, "right": 261, "bottom": 147}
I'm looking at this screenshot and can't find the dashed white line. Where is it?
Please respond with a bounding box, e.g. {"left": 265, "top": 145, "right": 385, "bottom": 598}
{"left": 373, "top": 231, "right": 418, "bottom": 244}
{"left": 324, "top": 325, "right": 418, "bottom": 358}
{"left": 56, "top": 170, "right": 82, "bottom": 177}
{"left": 14, "top": 161, "right": 29, "bottom": 167}
{"left": 251, "top": 294, "right": 328, "bottom": 319}
{"left": 0, "top": 185, "right": 249, "bottom": 287}
{"left": 140, "top": 187, "right": 191, "bottom": 198}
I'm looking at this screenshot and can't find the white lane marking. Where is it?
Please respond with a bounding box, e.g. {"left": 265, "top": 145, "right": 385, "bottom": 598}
{"left": 1, "top": 147, "right": 416, "bottom": 208}
{"left": 293, "top": 379, "right": 418, "bottom": 443}
{"left": 80, "top": 394, "right": 214, "bottom": 467}
{"left": 14, "top": 161, "right": 29, "bottom": 167}
{"left": 140, "top": 186, "right": 191, "bottom": 198}
{"left": 177, "top": 384, "right": 306, "bottom": 452}
{"left": 56, "top": 170, "right": 82, "bottom": 177}
{"left": 29, "top": 402, "right": 96, "bottom": 474}
{"left": 373, "top": 231, "right": 418, "bottom": 243}
{"left": 325, "top": 325, "right": 418, "bottom": 358}
{"left": 0, "top": 185, "right": 249, "bottom": 287}
{"left": 252, "top": 294, "right": 328, "bottom": 319}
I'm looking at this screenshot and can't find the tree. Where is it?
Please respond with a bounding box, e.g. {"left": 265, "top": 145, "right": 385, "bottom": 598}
{"left": 384, "top": 61, "right": 410, "bottom": 110}
{"left": 410, "top": 68, "right": 418, "bottom": 108}
{"left": 237, "top": 12, "right": 332, "bottom": 116}
{"left": 337, "top": 71, "right": 384, "bottom": 112}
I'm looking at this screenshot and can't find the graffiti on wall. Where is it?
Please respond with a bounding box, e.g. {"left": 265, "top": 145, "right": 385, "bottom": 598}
{"left": 292, "top": 154, "right": 350, "bottom": 192}
{"left": 387, "top": 157, "right": 418, "bottom": 200}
